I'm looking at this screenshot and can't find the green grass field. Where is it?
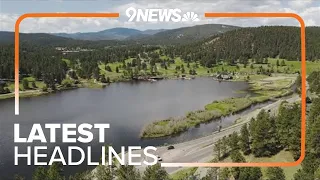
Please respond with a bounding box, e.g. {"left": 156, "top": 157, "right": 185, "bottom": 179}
{"left": 246, "top": 151, "right": 300, "bottom": 180}
{"left": 170, "top": 167, "right": 198, "bottom": 180}
{"left": 99, "top": 57, "right": 212, "bottom": 80}
{"left": 98, "top": 58, "right": 133, "bottom": 81}
{"left": 98, "top": 56, "right": 320, "bottom": 83}
{"left": 205, "top": 97, "right": 253, "bottom": 115}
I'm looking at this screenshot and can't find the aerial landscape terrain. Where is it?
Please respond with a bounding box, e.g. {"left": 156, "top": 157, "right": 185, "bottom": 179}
{"left": 1, "top": 24, "right": 320, "bottom": 180}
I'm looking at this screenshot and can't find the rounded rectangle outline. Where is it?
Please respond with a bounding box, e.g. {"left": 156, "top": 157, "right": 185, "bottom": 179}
{"left": 162, "top": 12, "right": 306, "bottom": 168}
{"left": 14, "top": 12, "right": 305, "bottom": 167}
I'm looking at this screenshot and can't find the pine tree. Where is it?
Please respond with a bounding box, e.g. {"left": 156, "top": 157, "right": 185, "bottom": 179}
{"left": 294, "top": 169, "right": 314, "bottom": 180}
{"left": 310, "top": 117, "right": 320, "bottom": 156}
{"left": 301, "top": 153, "right": 320, "bottom": 176}
{"left": 13, "top": 174, "right": 25, "bottom": 180}
{"left": 181, "top": 64, "right": 185, "bottom": 74}
{"left": 47, "top": 162, "right": 64, "bottom": 180}
{"left": 220, "top": 136, "right": 228, "bottom": 158}
{"left": 219, "top": 168, "right": 230, "bottom": 180}
{"left": 276, "top": 102, "right": 301, "bottom": 159}
{"left": 22, "top": 78, "right": 29, "bottom": 90}
{"left": 228, "top": 132, "right": 239, "bottom": 151}
{"left": 238, "top": 167, "right": 262, "bottom": 180}
{"left": 240, "top": 124, "right": 251, "bottom": 154}
{"left": 142, "top": 163, "right": 169, "bottom": 180}
{"left": 295, "top": 73, "right": 302, "bottom": 94}
{"left": 230, "top": 150, "right": 246, "bottom": 179}
{"left": 202, "top": 168, "right": 218, "bottom": 180}
{"left": 314, "top": 167, "right": 320, "bottom": 180}
{"left": 309, "top": 98, "right": 320, "bottom": 124}
{"left": 69, "top": 170, "right": 93, "bottom": 180}
{"left": 249, "top": 117, "right": 256, "bottom": 137}
{"left": 32, "top": 81, "right": 37, "bottom": 88}
{"left": 32, "top": 166, "right": 47, "bottom": 180}
{"left": 100, "top": 76, "right": 107, "bottom": 83}
{"left": 266, "top": 167, "right": 285, "bottom": 180}
{"left": 116, "top": 165, "right": 140, "bottom": 180}
{"left": 96, "top": 164, "right": 113, "bottom": 180}
{"left": 251, "top": 109, "right": 277, "bottom": 157}
{"left": 213, "top": 139, "right": 222, "bottom": 160}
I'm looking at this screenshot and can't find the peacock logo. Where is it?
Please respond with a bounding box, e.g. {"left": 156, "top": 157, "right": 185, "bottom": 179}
{"left": 182, "top": 12, "right": 200, "bottom": 22}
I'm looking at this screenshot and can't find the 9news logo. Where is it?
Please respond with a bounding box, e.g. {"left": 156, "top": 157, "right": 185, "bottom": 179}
{"left": 126, "top": 7, "right": 200, "bottom": 22}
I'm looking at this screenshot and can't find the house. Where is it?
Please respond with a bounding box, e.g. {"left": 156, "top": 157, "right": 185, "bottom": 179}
{"left": 216, "top": 74, "right": 233, "bottom": 80}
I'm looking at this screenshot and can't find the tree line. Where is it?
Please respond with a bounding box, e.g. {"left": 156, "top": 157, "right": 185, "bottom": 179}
{"left": 2, "top": 26, "right": 320, "bottom": 93}
{"left": 172, "top": 26, "right": 320, "bottom": 67}
{"left": 293, "top": 70, "right": 320, "bottom": 180}
{"left": 204, "top": 71, "right": 320, "bottom": 180}
{"left": 206, "top": 100, "right": 301, "bottom": 180}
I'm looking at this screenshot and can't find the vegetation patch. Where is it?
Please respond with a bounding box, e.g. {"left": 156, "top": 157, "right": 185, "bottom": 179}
{"left": 170, "top": 167, "right": 198, "bottom": 180}
{"left": 140, "top": 110, "right": 222, "bottom": 138}
{"left": 141, "top": 96, "right": 275, "bottom": 138}
{"left": 205, "top": 97, "right": 253, "bottom": 115}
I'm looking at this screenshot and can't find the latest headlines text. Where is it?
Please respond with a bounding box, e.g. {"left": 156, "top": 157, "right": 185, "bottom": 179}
{"left": 14, "top": 123, "right": 158, "bottom": 166}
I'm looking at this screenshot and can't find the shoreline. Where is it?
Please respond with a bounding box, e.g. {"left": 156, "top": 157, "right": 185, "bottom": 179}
{"left": 140, "top": 75, "right": 296, "bottom": 138}
{"left": 1, "top": 75, "right": 295, "bottom": 139}
{"left": 0, "top": 86, "right": 79, "bottom": 100}
{"left": 139, "top": 94, "right": 289, "bottom": 139}
{"left": 0, "top": 74, "right": 218, "bottom": 101}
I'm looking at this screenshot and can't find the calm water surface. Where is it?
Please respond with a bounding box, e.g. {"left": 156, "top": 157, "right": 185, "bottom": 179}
{"left": 0, "top": 78, "right": 250, "bottom": 179}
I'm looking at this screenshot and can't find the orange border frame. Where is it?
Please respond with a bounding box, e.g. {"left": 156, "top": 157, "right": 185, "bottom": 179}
{"left": 15, "top": 12, "right": 305, "bottom": 167}
{"left": 161, "top": 12, "right": 306, "bottom": 168}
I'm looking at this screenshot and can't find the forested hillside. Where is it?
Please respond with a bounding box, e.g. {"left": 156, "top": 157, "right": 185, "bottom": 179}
{"left": 54, "top": 27, "right": 163, "bottom": 41}
{"left": 137, "top": 24, "right": 239, "bottom": 45}
{"left": 0, "top": 31, "right": 126, "bottom": 47}
{"left": 1, "top": 25, "right": 320, "bottom": 95}
{"left": 172, "top": 26, "right": 320, "bottom": 67}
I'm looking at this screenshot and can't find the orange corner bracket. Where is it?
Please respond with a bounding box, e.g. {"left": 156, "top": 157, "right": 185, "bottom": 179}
{"left": 161, "top": 12, "right": 306, "bottom": 168}
{"left": 14, "top": 12, "right": 306, "bottom": 168}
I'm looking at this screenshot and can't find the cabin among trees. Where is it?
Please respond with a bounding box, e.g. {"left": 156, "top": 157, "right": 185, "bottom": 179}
{"left": 216, "top": 73, "right": 233, "bottom": 80}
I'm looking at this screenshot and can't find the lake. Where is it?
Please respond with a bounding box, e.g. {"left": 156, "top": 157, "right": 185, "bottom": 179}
{"left": 0, "top": 77, "right": 250, "bottom": 179}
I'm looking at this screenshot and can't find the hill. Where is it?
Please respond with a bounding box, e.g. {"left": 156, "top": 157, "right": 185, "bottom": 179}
{"left": 0, "top": 31, "right": 76, "bottom": 45}
{"left": 53, "top": 27, "right": 166, "bottom": 41}
{"left": 0, "top": 24, "right": 239, "bottom": 46}
{"left": 54, "top": 28, "right": 141, "bottom": 41}
{"left": 52, "top": 24, "right": 239, "bottom": 43}
{"left": 0, "top": 31, "right": 127, "bottom": 47}
{"left": 138, "top": 24, "right": 240, "bottom": 45}
{"left": 173, "top": 26, "right": 320, "bottom": 67}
